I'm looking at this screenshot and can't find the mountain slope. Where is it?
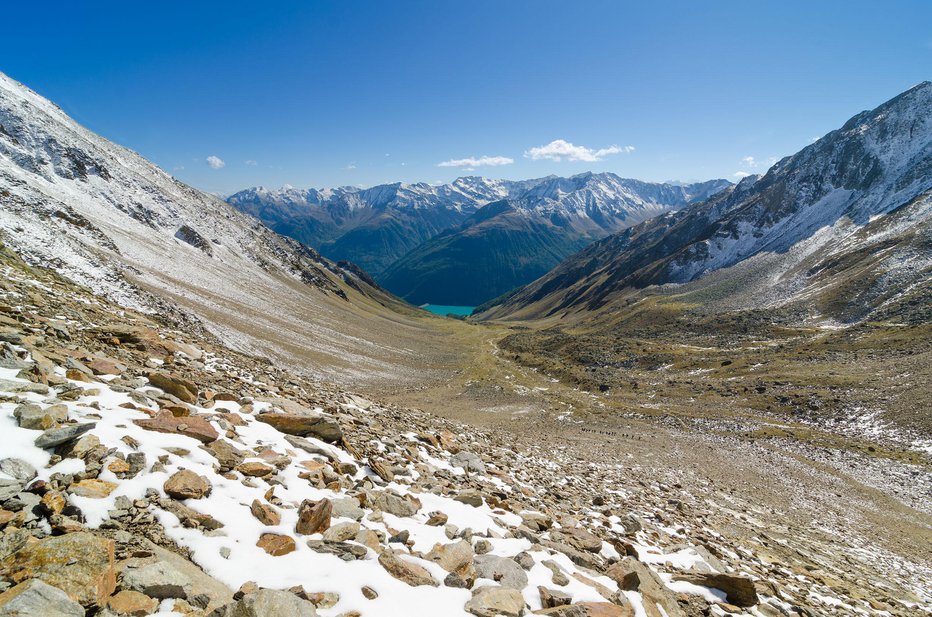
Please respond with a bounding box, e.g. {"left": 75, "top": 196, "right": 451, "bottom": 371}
{"left": 482, "top": 82, "right": 932, "bottom": 323}
{"left": 0, "top": 71, "right": 450, "bottom": 384}
{"left": 381, "top": 175, "right": 731, "bottom": 306}
{"left": 227, "top": 177, "right": 545, "bottom": 276}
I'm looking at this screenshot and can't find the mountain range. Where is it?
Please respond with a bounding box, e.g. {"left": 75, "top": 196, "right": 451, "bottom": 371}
{"left": 480, "top": 81, "right": 932, "bottom": 324}
{"left": 229, "top": 175, "right": 731, "bottom": 305}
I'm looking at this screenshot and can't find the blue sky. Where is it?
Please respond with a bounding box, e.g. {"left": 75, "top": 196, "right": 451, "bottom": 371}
{"left": 2, "top": 1, "right": 929, "bottom": 194}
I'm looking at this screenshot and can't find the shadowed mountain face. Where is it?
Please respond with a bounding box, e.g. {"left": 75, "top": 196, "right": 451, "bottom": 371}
{"left": 481, "top": 82, "right": 932, "bottom": 324}
{"left": 229, "top": 175, "right": 731, "bottom": 306}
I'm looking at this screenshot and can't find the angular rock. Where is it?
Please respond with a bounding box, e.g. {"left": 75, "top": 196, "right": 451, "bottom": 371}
{"left": 236, "top": 461, "right": 274, "bottom": 477}
{"left": 135, "top": 411, "right": 218, "bottom": 444}
{"left": 551, "top": 527, "right": 602, "bottom": 553}
{"left": 330, "top": 497, "right": 365, "bottom": 521}
{"left": 378, "top": 551, "right": 438, "bottom": 587}
{"left": 322, "top": 521, "right": 360, "bottom": 543}
{"left": 606, "top": 558, "right": 684, "bottom": 617}
{"left": 465, "top": 585, "right": 526, "bottom": 617}
{"left": 454, "top": 489, "right": 484, "bottom": 508}
{"left": 295, "top": 498, "right": 332, "bottom": 535}
{"left": 163, "top": 469, "right": 211, "bottom": 500}
{"left": 538, "top": 586, "right": 572, "bottom": 609}
{"left": 256, "top": 412, "right": 342, "bottom": 443}
{"left": 148, "top": 372, "right": 197, "bottom": 403}
{"left": 14, "top": 403, "right": 67, "bottom": 430}
{"left": 256, "top": 533, "right": 296, "bottom": 557}
{"left": 208, "top": 589, "right": 318, "bottom": 617}
{"left": 249, "top": 500, "right": 281, "bottom": 526}
{"left": 0, "top": 532, "right": 116, "bottom": 607}
{"left": 0, "top": 480, "right": 23, "bottom": 503}
{"left": 427, "top": 540, "right": 475, "bottom": 574}
{"left": 451, "top": 451, "right": 486, "bottom": 474}
{"left": 535, "top": 602, "right": 634, "bottom": 617}
{"left": 69, "top": 479, "right": 118, "bottom": 498}
{"left": 365, "top": 489, "right": 418, "bottom": 517}
{"left": 0, "top": 459, "right": 36, "bottom": 483}
{"left": 107, "top": 590, "right": 159, "bottom": 616}
{"left": 34, "top": 423, "right": 96, "bottom": 449}
{"left": 0, "top": 579, "right": 84, "bottom": 617}
{"left": 473, "top": 554, "right": 529, "bottom": 590}
{"left": 120, "top": 559, "right": 192, "bottom": 600}
{"left": 672, "top": 572, "right": 758, "bottom": 607}
{"left": 204, "top": 440, "right": 245, "bottom": 471}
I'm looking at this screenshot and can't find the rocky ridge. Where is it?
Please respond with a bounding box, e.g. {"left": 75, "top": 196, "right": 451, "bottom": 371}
{"left": 0, "top": 241, "right": 927, "bottom": 616}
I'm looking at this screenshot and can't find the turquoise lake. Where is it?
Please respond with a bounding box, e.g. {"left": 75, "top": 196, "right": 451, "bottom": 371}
{"left": 421, "top": 304, "right": 475, "bottom": 317}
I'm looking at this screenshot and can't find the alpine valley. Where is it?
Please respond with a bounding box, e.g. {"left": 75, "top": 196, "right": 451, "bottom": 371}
{"left": 0, "top": 65, "right": 930, "bottom": 617}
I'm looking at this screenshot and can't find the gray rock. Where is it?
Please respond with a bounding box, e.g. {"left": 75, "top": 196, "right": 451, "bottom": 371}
{"left": 366, "top": 489, "right": 418, "bottom": 517}
{"left": 451, "top": 451, "right": 486, "bottom": 474}
{"left": 34, "top": 423, "right": 96, "bottom": 449}
{"left": 0, "top": 579, "right": 84, "bottom": 617}
{"left": 208, "top": 589, "right": 318, "bottom": 617}
{"left": 330, "top": 497, "right": 365, "bottom": 521}
{"left": 0, "top": 529, "right": 31, "bottom": 561}
{"left": 454, "top": 489, "right": 484, "bottom": 508}
{"left": 0, "top": 379, "right": 48, "bottom": 395}
{"left": 120, "top": 559, "right": 192, "bottom": 599}
{"left": 0, "top": 458, "right": 37, "bottom": 483}
{"left": 464, "top": 585, "right": 525, "bottom": 617}
{"left": 0, "top": 479, "right": 24, "bottom": 502}
{"left": 473, "top": 554, "right": 529, "bottom": 590}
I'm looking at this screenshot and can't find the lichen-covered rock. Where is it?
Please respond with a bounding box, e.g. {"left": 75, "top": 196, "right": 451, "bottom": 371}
{"left": 465, "top": 585, "right": 526, "bottom": 617}
{"left": 295, "top": 498, "right": 331, "bottom": 535}
{"left": 0, "top": 579, "right": 84, "bottom": 617}
{"left": 378, "top": 551, "right": 438, "bottom": 587}
{"left": 0, "top": 532, "right": 116, "bottom": 608}
{"left": 207, "top": 589, "right": 319, "bottom": 617}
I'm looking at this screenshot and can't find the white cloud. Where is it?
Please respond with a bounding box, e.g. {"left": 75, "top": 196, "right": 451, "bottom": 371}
{"left": 345, "top": 162, "right": 357, "bottom": 170}
{"left": 733, "top": 171, "right": 751, "bottom": 178}
{"left": 437, "top": 155, "right": 514, "bottom": 168}
{"left": 741, "top": 156, "right": 757, "bottom": 167}
{"left": 524, "top": 139, "right": 634, "bottom": 163}
{"left": 244, "top": 159, "right": 257, "bottom": 166}
{"left": 741, "top": 155, "right": 778, "bottom": 169}
{"left": 206, "top": 155, "right": 225, "bottom": 169}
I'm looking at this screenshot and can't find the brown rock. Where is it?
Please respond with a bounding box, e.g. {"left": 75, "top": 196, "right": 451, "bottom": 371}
{"left": 535, "top": 602, "right": 634, "bottom": 617}
{"left": 87, "top": 358, "right": 124, "bottom": 376}
{"left": 0, "top": 531, "right": 116, "bottom": 607}
{"left": 256, "top": 533, "right": 296, "bottom": 557}
{"left": 368, "top": 458, "right": 394, "bottom": 482}
{"left": 295, "top": 498, "right": 332, "bottom": 535}
{"left": 255, "top": 412, "right": 342, "bottom": 442}
{"left": 163, "top": 469, "right": 211, "bottom": 500}
{"left": 606, "top": 558, "right": 684, "bottom": 617}
{"left": 205, "top": 440, "right": 246, "bottom": 471}
{"left": 148, "top": 372, "right": 197, "bottom": 403}
{"left": 135, "top": 411, "right": 218, "bottom": 443}
{"left": 672, "top": 572, "right": 758, "bottom": 607}
{"left": 377, "top": 551, "right": 438, "bottom": 587}
{"left": 250, "top": 500, "right": 281, "bottom": 526}
{"left": 68, "top": 479, "right": 118, "bottom": 499}
{"left": 108, "top": 590, "right": 159, "bottom": 616}
{"left": 40, "top": 491, "right": 66, "bottom": 515}
{"left": 237, "top": 461, "right": 274, "bottom": 477}
{"left": 107, "top": 458, "right": 131, "bottom": 474}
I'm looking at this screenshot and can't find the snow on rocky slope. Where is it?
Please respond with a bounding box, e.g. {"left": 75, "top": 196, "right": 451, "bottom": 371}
{"left": 0, "top": 71, "right": 445, "bottom": 384}
{"left": 483, "top": 82, "right": 932, "bottom": 321}
{"left": 3, "top": 239, "right": 922, "bottom": 617}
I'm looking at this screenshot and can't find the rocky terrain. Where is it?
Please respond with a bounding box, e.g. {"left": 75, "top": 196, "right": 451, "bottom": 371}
{"left": 2, "top": 226, "right": 929, "bottom": 617}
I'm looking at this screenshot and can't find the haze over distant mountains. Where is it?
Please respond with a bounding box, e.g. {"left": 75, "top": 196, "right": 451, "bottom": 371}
{"left": 228, "top": 175, "right": 731, "bottom": 305}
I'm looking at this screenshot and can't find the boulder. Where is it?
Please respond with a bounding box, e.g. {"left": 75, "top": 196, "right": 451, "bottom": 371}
{"left": 34, "top": 423, "right": 96, "bottom": 449}
{"left": 365, "top": 489, "right": 419, "bottom": 517}
{"left": 473, "top": 554, "right": 529, "bottom": 590}
{"left": 14, "top": 403, "right": 67, "bottom": 430}
{"left": 322, "top": 522, "right": 360, "bottom": 543}
{"left": 465, "top": 585, "right": 526, "bottom": 617}
{"left": 295, "top": 498, "right": 332, "bottom": 535}
{"left": 0, "top": 579, "right": 84, "bottom": 617}
{"left": 69, "top": 479, "right": 118, "bottom": 498}
{"left": 551, "top": 527, "right": 603, "bottom": 553}
{"left": 106, "top": 590, "right": 159, "bottom": 616}
{"left": 135, "top": 411, "right": 218, "bottom": 443}
{"left": 451, "top": 451, "right": 486, "bottom": 474}
{"left": 204, "top": 440, "right": 246, "bottom": 471}
{"left": 330, "top": 497, "right": 365, "bottom": 521}
{"left": 454, "top": 489, "right": 484, "bottom": 508}
{"left": 256, "top": 533, "right": 296, "bottom": 557}
{"left": 378, "top": 551, "right": 438, "bottom": 587}
{"left": 0, "top": 532, "right": 116, "bottom": 607}
{"left": 535, "top": 602, "right": 634, "bottom": 617}
{"left": 208, "top": 589, "right": 318, "bottom": 617}
{"left": 249, "top": 500, "right": 281, "bottom": 526}
{"left": 427, "top": 540, "right": 475, "bottom": 573}
{"left": 163, "top": 469, "right": 211, "bottom": 500}
{"left": 120, "top": 559, "right": 192, "bottom": 600}
{"left": 605, "top": 558, "right": 684, "bottom": 617}
{"left": 255, "top": 412, "right": 342, "bottom": 443}
{"left": 0, "top": 459, "right": 36, "bottom": 483}
{"left": 148, "top": 372, "right": 197, "bottom": 403}
{"left": 672, "top": 572, "right": 758, "bottom": 607}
